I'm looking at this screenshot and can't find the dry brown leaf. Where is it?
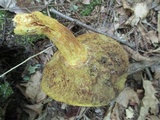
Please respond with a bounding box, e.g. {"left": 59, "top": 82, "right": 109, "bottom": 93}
{"left": 66, "top": 0, "right": 70, "bottom": 3}
{"left": 149, "top": 47, "right": 160, "bottom": 53}
{"left": 121, "top": 0, "right": 132, "bottom": 10}
{"left": 0, "top": 0, "right": 23, "bottom": 13}
{"left": 25, "top": 103, "right": 43, "bottom": 115}
{"left": 23, "top": 103, "right": 43, "bottom": 120}
{"left": 23, "top": 108, "right": 37, "bottom": 120}
{"left": 146, "top": 31, "right": 159, "bottom": 44}
{"left": 23, "top": 71, "right": 46, "bottom": 103}
{"left": 100, "top": 6, "right": 105, "bottom": 13}
{"left": 137, "top": 107, "right": 149, "bottom": 120}
{"left": 146, "top": 115, "right": 160, "bottom": 120}
{"left": 138, "top": 80, "right": 159, "bottom": 120}
{"left": 104, "top": 103, "right": 121, "bottom": 120}
{"left": 142, "top": 80, "right": 159, "bottom": 113}
{"left": 25, "top": 71, "right": 41, "bottom": 99}
{"left": 36, "top": 88, "right": 47, "bottom": 103}
{"left": 116, "top": 87, "right": 139, "bottom": 107}
{"left": 103, "top": 112, "right": 111, "bottom": 120}
{"left": 82, "top": 0, "right": 90, "bottom": 4}
{"left": 0, "top": 0, "right": 51, "bottom": 13}
{"left": 151, "top": 65, "right": 160, "bottom": 80}
{"left": 68, "top": 117, "right": 75, "bottom": 120}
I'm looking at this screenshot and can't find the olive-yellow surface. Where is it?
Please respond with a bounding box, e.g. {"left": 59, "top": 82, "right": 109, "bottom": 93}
{"left": 13, "top": 12, "right": 129, "bottom": 106}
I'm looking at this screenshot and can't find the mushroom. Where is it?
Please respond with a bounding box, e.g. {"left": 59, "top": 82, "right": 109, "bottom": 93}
{"left": 13, "top": 11, "right": 129, "bottom": 106}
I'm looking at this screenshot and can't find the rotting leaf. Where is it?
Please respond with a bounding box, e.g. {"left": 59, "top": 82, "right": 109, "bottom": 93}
{"left": 0, "top": 0, "right": 52, "bottom": 13}
{"left": 104, "top": 103, "right": 121, "bottom": 120}
{"left": 142, "top": 80, "right": 159, "bottom": 113}
{"left": 36, "top": 88, "right": 47, "bottom": 103}
{"left": 20, "top": 71, "right": 47, "bottom": 103}
{"left": 23, "top": 107, "right": 38, "bottom": 120}
{"left": 146, "top": 31, "right": 159, "bottom": 44}
{"left": 25, "top": 71, "right": 42, "bottom": 100}
{"left": 138, "top": 80, "right": 159, "bottom": 120}
{"left": 25, "top": 103, "right": 43, "bottom": 115}
{"left": 149, "top": 47, "right": 160, "bottom": 53}
{"left": 146, "top": 115, "right": 160, "bottom": 120}
{"left": 0, "top": 0, "right": 22, "bottom": 13}
{"left": 151, "top": 65, "right": 160, "bottom": 80}
{"left": 116, "top": 87, "right": 139, "bottom": 108}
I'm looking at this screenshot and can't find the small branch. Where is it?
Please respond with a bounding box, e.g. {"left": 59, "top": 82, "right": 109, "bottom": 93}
{"left": 50, "top": 8, "right": 134, "bottom": 48}
{"left": 0, "top": 46, "right": 53, "bottom": 78}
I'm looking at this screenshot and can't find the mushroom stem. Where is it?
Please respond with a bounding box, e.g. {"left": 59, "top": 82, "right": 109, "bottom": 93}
{"left": 13, "top": 12, "right": 87, "bottom": 66}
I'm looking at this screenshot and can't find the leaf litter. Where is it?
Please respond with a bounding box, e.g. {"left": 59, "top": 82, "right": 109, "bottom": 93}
{"left": 0, "top": 0, "right": 52, "bottom": 13}
{"left": 0, "top": 0, "right": 160, "bottom": 120}
{"left": 138, "top": 80, "right": 159, "bottom": 120}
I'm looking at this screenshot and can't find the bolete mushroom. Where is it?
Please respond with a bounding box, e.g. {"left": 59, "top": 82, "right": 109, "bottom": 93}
{"left": 13, "top": 11, "right": 129, "bottom": 106}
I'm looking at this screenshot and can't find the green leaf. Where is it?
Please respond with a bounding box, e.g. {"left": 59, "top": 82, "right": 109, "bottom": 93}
{"left": 0, "top": 81, "right": 13, "bottom": 100}
{"left": 27, "top": 64, "right": 41, "bottom": 74}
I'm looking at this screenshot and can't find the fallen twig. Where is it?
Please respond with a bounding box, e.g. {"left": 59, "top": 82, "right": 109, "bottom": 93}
{"left": 123, "top": 45, "right": 150, "bottom": 61}
{"left": 50, "top": 8, "right": 134, "bottom": 48}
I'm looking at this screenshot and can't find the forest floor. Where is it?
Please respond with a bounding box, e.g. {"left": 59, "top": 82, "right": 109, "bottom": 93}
{"left": 0, "top": 0, "right": 160, "bottom": 120}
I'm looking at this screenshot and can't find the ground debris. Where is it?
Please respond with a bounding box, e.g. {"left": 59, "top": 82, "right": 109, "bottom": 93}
{"left": 0, "top": 0, "right": 160, "bottom": 119}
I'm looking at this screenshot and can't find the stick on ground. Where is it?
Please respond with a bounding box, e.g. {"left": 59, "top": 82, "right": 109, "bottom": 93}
{"left": 50, "top": 8, "right": 134, "bottom": 48}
